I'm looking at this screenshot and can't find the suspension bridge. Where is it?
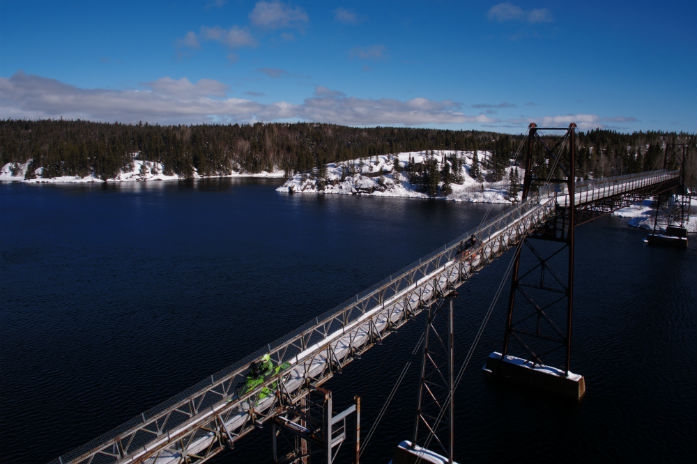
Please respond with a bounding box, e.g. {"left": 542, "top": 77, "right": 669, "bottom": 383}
{"left": 50, "top": 125, "right": 683, "bottom": 464}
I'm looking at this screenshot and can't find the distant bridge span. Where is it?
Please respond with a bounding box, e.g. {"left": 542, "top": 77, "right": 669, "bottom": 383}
{"left": 52, "top": 170, "right": 679, "bottom": 464}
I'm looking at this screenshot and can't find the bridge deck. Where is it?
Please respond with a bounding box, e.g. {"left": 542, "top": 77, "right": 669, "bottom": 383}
{"left": 51, "top": 170, "right": 679, "bottom": 464}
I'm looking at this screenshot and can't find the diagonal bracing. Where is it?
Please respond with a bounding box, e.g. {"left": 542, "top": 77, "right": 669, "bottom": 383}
{"left": 52, "top": 169, "right": 679, "bottom": 464}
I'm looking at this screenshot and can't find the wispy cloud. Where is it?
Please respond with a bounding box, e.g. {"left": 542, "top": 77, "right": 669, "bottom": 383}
{"left": 605, "top": 116, "right": 638, "bottom": 124}
{"left": 334, "top": 8, "right": 359, "bottom": 25}
{"left": 299, "top": 88, "right": 492, "bottom": 126}
{"left": 314, "top": 86, "right": 345, "bottom": 99}
{"left": 179, "top": 26, "right": 257, "bottom": 52}
{"left": 0, "top": 72, "right": 496, "bottom": 127}
{"left": 201, "top": 26, "right": 257, "bottom": 48}
{"left": 179, "top": 2, "right": 306, "bottom": 54}
{"left": 178, "top": 31, "right": 200, "bottom": 49}
{"left": 350, "top": 45, "right": 386, "bottom": 60}
{"left": 145, "top": 77, "right": 228, "bottom": 97}
{"left": 539, "top": 114, "right": 601, "bottom": 130}
{"left": 205, "top": 0, "right": 227, "bottom": 9}
{"left": 0, "top": 72, "right": 271, "bottom": 124}
{"left": 258, "top": 68, "right": 288, "bottom": 78}
{"left": 487, "top": 3, "right": 553, "bottom": 23}
{"left": 249, "top": 1, "right": 309, "bottom": 30}
{"left": 471, "top": 102, "right": 516, "bottom": 109}
{"left": 2, "top": 72, "right": 617, "bottom": 132}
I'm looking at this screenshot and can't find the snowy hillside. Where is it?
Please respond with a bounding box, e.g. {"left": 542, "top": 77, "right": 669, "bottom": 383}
{"left": 0, "top": 158, "right": 284, "bottom": 183}
{"left": 2, "top": 148, "right": 693, "bottom": 231}
{"left": 614, "top": 196, "right": 697, "bottom": 233}
{"left": 1, "top": 149, "right": 524, "bottom": 203}
{"left": 276, "top": 150, "right": 522, "bottom": 203}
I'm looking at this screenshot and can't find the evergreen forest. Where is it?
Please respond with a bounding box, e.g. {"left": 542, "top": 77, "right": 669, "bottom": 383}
{"left": 1, "top": 119, "right": 695, "bottom": 188}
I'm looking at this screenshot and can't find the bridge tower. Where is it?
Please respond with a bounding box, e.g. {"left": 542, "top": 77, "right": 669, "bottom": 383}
{"left": 393, "top": 294, "right": 458, "bottom": 463}
{"left": 412, "top": 294, "right": 456, "bottom": 461}
{"left": 648, "top": 142, "right": 691, "bottom": 247}
{"left": 485, "top": 122, "right": 587, "bottom": 399}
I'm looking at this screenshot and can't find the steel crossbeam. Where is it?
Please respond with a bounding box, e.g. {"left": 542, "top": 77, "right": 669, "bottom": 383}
{"left": 52, "top": 170, "right": 680, "bottom": 464}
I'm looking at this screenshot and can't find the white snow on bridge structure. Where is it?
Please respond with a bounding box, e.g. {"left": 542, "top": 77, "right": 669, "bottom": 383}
{"left": 51, "top": 169, "right": 680, "bottom": 464}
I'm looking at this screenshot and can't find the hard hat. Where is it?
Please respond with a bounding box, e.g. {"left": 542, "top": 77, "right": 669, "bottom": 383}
{"left": 262, "top": 354, "right": 271, "bottom": 363}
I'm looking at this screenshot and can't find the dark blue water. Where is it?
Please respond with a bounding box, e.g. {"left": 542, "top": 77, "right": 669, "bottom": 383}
{"left": 1, "top": 179, "right": 695, "bottom": 463}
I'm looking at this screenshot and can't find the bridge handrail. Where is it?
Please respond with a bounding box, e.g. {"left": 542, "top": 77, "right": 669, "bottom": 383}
{"left": 547, "top": 169, "right": 679, "bottom": 205}
{"left": 51, "top": 169, "right": 680, "bottom": 464}
{"left": 52, "top": 191, "right": 552, "bottom": 464}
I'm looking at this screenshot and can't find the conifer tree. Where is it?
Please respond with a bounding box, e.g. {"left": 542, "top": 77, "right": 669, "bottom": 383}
{"left": 471, "top": 150, "right": 480, "bottom": 180}
{"left": 508, "top": 167, "right": 520, "bottom": 201}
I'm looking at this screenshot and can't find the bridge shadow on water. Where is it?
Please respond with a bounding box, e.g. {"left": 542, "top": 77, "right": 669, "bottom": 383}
{"left": 2, "top": 177, "right": 694, "bottom": 464}
{"left": 216, "top": 214, "right": 696, "bottom": 464}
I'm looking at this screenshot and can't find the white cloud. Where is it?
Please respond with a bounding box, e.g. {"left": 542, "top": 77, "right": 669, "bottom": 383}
{"left": 201, "top": 26, "right": 257, "bottom": 48}
{"left": 334, "top": 8, "right": 359, "bottom": 24}
{"left": 527, "top": 8, "right": 553, "bottom": 24}
{"left": 0, "top": 73, "right": 495, "bottom": 128}
{"left": 472, "top": 102, "right": 516, "bottom": 109}
{"left": 539, "top": 114, "right": 601, "bottom": 131}
{"left": 0, "top": 72, "right": 266, "bottom": 124}
{"left": 488, "top": 3, "right": 553, "bottom": 23}
{"left": 350, "top": 45, "right": 386, "bottom": 60}
{"left": 249, "top": 1, "right": 308, "bottom": 30}
{"left": 258, "top": 68, "right": 288, "bottom": 78}
{"left": 178, "top": 2, "right": 306, "bottom": 59}
{"left": 145, "top": 77, "right": 228, "bottom": 97}
{"left": 4, "top": 73, "right": 621, "bottom": 132}
{"left": 314, "top": 86, "right": 345, "bottom": 98}
{"left": 178, "top": 26, "right": 256, "bottom": 51}
{"left": 299, "top": 87, "right": 490, "bottom": 126}
{"left": 488, "top": 2, "right": 524, "bottom": 22}
{"left": 606, "top": 116, "right": 638, "bottom": 124}
{"left": 205, "top": 0, "right": 227, "bottom": 9}
{"left": 179, "top": 31, "right": 200, "bottom": 49}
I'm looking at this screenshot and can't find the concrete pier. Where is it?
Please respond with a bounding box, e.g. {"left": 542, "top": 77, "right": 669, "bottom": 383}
{"left": 483, "top": 352, "right": 586, "bottom": 400}
{"left": 391, "top": 440, "right": 457, "bottom": 464}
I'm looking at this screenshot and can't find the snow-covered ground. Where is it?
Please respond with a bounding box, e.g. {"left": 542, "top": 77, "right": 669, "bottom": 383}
{"left": 3, "top": 151, "right": 694, "bottom": 235}
{"left": 1, "top": 149, "right": 523, "bottom": 203}
{"left": 276, "top": 150, "right": 521, "bottom": 204}
{"left": 613, "top": 196, "right": 697, "bottom": 233}
{"left": 0, "top": 159, "right": 284, "bottom": 183}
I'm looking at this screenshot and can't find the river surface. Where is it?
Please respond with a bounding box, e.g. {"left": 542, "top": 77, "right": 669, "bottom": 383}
{"left": 1, "top": 178, "right": 695, "bottom": 463}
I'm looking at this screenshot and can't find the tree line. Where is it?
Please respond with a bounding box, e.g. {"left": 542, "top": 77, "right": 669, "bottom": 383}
{"left": 1, "top": 119, "right": 694, "bottom": 187}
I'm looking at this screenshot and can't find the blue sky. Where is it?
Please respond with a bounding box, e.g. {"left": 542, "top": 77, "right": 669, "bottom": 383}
{"left": 1, "top": 0, "right": 695, "bottom": 133}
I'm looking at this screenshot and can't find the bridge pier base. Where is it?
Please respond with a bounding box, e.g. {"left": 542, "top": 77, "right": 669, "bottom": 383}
{"left": 483, "top": 352, "right": 586, "bottom": 400}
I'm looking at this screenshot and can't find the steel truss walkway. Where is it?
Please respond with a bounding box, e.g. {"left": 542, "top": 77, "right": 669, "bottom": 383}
{"left": 52, "top": 170, "right": 679, "bottom": 464}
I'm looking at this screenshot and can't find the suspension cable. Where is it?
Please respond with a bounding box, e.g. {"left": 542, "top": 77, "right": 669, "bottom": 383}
{"left": 474, "top": 131, "right": 528, "bottom": 231}
{"left": 413, "top": 129, "right": 573, "bottom": 461}
{"left": 367, "top": 132, "right": 556, "bottom": 460}
{"left": 418, "top": 128, "right": 573, "bottom": 458}
{"left": 539, "top": 130, "right": 571, "bottom": 185}
{"left": 418, "top": 238, "right": 525, "bottom": 458}
{"left": 359, "top": 331, "right": 426, "bottom": 457}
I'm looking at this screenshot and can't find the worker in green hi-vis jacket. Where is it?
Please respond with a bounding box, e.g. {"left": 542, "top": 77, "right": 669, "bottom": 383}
{"left": 259, "top": 353, "right": 274, "bottom": 376}
{"left": 242, "top": 353, "right": 289, "bottom": 399}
